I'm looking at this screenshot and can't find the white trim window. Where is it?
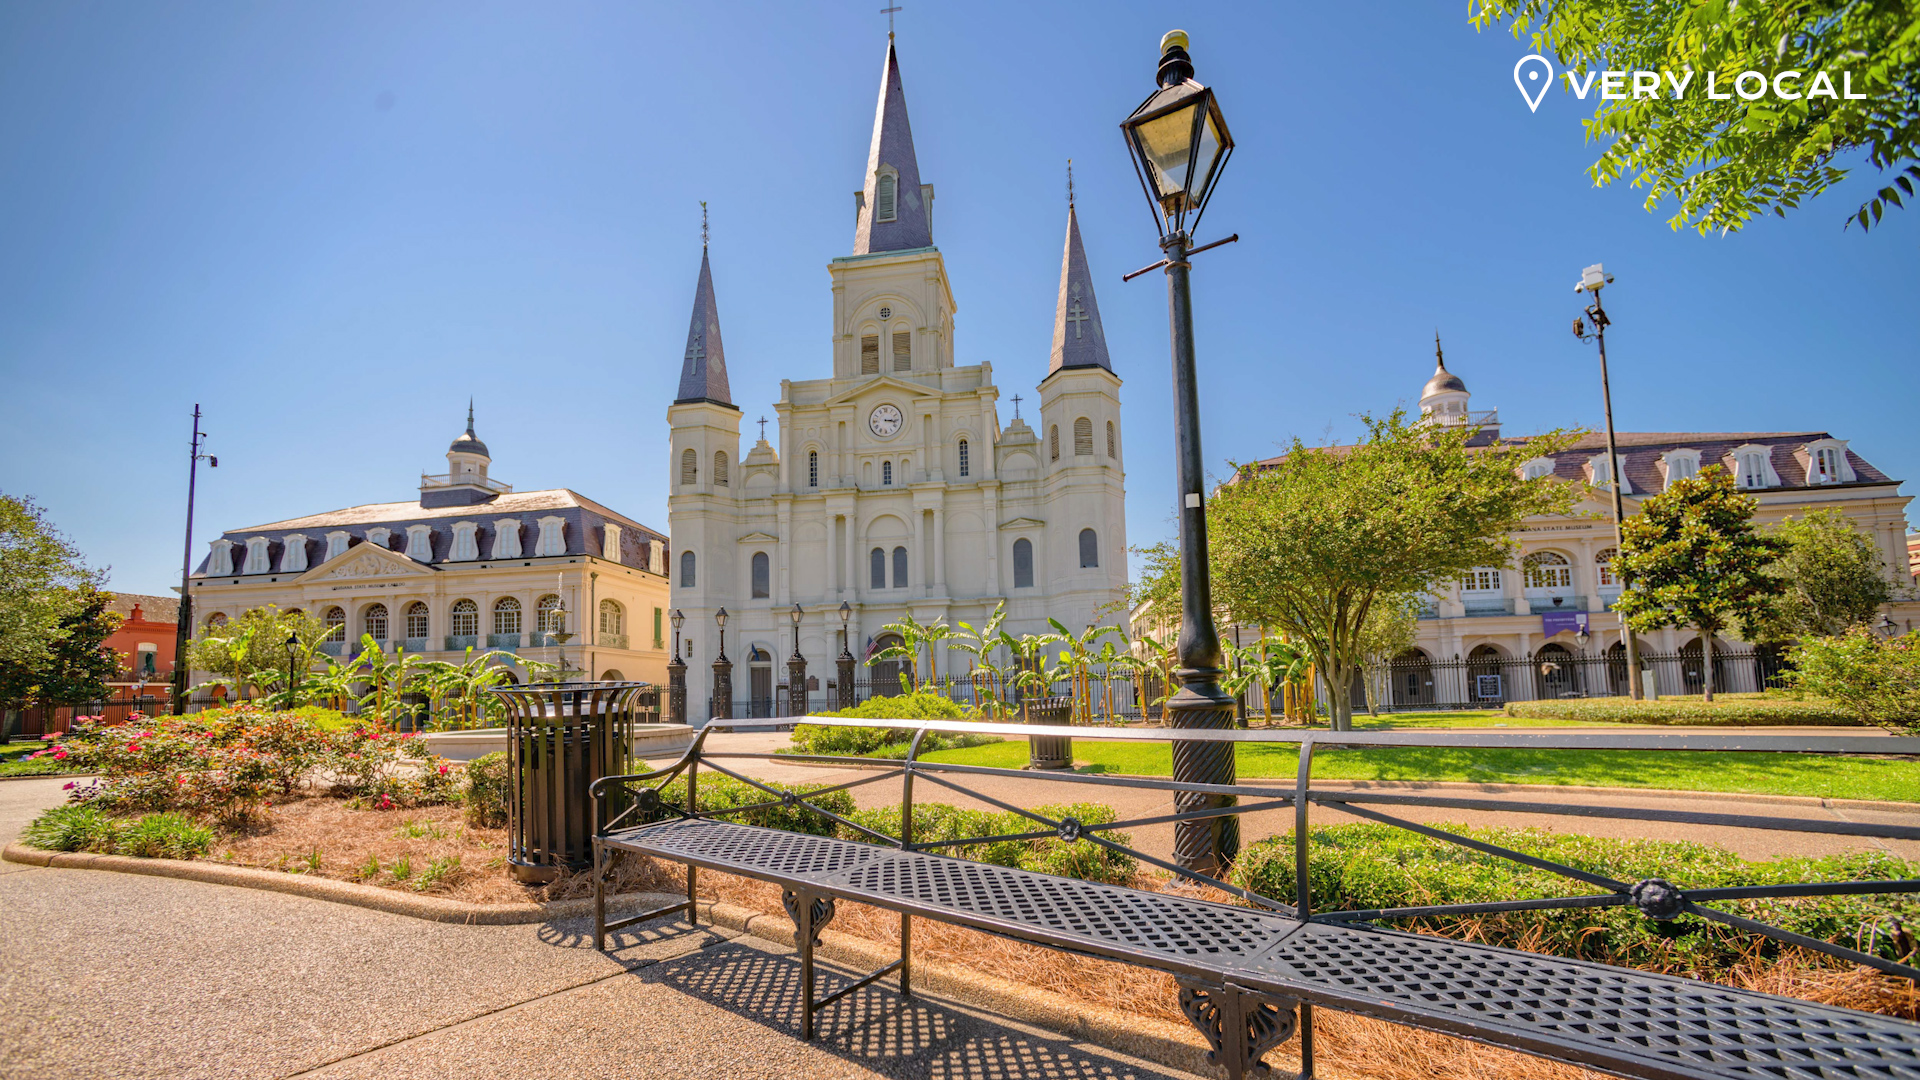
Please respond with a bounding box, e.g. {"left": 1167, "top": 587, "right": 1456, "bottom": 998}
{"left": 1727, "top": 444, "right": 1782, "bottom": 489}
{"left": 244, "top": 537, "right": 271, "bottom": 574}
{"left": 1659, "top": 449, "right": 1701, "bottom": 487}
{"left": 405, "top": 524, "right": 433, "bottom": 562}
{"left": 325, "top": 531, "right": 350, "bottom": 561}
{"left": 648, "top": 539, "right": 665, "bottom": 575}
{"left": 602, "top": 523, "right": 623, "bottom": 563}
{"left": 363, "top": 603, "right": 389, "bottom": 642}
{"left": 492, "top": 519, "right": 523, "bottom": 560}
{"left": 1521, "top": 457, "right": 1555, "bottom": 480}
{"left": 1586, "top": 455, "right": 1632, "bottom": 493}
{"left": 405, "top": 601, "right": 429, "bottom": 639}
{"left": 534, "top": 516, "right": 566, "bottom": 557}
{"left": 323, "top": 606, "right": 347, "bottom": 641}
{"left": 1595, "top": 546, "right": 1620, "bottom": 589}
{"left": 449, "top": 599, "right": 479, "bottom": 637}
{"left": 280, "top": 535, "right": 309, "bottom": 573}
{"left": 365, "top": 527, "right": 392, "bottom": 549}
{"left": 1802, "top": 439, "right": 1855, "bottom": 485}
{"left": 1522, "top": 550, "right": 1574, "bottom": 590}
{"left": 451, "top": 521, "right": 479, "bottom": 562}
{"left": 207, "top": 539, "right": 235, "bottom": 577}
{"left": 1460, "top": 567, "right": 1502, "bottom": 593}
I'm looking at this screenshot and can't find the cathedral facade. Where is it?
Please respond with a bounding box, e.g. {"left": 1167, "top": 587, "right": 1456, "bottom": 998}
{"left": 669, "top": 41, "right": 1128, "bottom": 723}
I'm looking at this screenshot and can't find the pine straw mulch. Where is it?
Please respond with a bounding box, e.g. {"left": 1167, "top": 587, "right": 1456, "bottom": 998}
{"left": 206, "top": 803, "right": 1919, "bottom": 1080}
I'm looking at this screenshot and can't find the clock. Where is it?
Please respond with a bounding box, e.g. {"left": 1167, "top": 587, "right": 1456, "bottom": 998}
{"left": 868, "top": 404, "right": 903, "bottom": 438}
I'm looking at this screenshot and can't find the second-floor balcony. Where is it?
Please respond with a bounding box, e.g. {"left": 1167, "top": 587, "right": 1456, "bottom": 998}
{"left": 598, "top": 632, "right": 629, "bottom": 649}
{"left": 487, "top": 633, "right": 522, "bottom": 650}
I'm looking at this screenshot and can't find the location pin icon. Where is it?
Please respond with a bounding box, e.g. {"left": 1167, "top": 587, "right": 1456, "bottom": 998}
{"left": 1514, "top": 54, "right": 1554, "bottom": 112}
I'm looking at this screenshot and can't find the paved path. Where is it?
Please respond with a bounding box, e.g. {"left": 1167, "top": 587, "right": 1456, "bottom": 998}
{"left": 670, "top": 732, "right": 1920, "bottom": 863}
{"left": 0, "top": 780, "right": 1193, "bottom": 1080}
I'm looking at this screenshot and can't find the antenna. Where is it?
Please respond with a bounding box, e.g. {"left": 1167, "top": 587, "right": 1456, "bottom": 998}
{"left": 700, "top": 201, "right": 709, "bottom": 248}
{"left": 880, "top": 4, "right": 901, "bottom": 38}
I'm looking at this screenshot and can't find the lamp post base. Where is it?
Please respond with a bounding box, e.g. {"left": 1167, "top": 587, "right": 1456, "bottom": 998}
{"left": 1166, "top": 673, "right": 1239, "bottom": 877}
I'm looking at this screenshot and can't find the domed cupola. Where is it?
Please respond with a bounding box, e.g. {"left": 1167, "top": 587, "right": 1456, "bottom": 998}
{"left": 1419, "top": 333, "right": 1473, "bottom": 426}
{"left": 448, "top": 405, "right": 490, "bottom": 458}
{"left": 420, "top": 401, "right": 511, "bottom": 507}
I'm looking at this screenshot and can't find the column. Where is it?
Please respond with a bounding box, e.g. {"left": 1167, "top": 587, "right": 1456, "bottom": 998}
{"left": 909, "top": 509, "right": 923, "bottom": 598}
{"left": 824, "top": 514, "right": 838, "bottom": 598}
{"left": 932, "top": 505, "right": 946, "bottom": 596}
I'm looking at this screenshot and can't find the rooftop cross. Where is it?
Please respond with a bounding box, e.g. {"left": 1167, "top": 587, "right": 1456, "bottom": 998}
{"left": 701, "top": 201, "right": 709, "bottom": 248}
{"left": 879, "top": 3, "right": 901, "bottom": 37}
{"left": 1010, "top": 394, "right": 1023, "bottom": 419}
{"left": 758, "top": 415, "right": 768, "bottom": 440}
{"left": 1066, "top": 158, "right": 1074, "bottom": 207}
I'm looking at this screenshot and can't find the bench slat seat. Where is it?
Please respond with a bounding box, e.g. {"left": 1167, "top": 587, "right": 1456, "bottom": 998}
{"left": 606, "top": 817, "right": 1920, "bottom": 1080}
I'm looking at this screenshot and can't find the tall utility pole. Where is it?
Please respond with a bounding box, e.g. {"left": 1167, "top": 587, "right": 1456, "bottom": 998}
{"left": 172, "top": 406, "right": 213, "bottom": 715}
{"left": 1576, "top": 265, "right": 1643, "bottom": 700}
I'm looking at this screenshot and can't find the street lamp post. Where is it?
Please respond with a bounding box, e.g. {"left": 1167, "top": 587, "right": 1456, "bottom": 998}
{"left": 1120, "top": 30, "right": 1239, "bottom": 876}
{"left": 836, "top": 601, "right": 856, "bottom": 711}
{"left": 788, "top": 603, "right": 808, "bottom": 719}
{"left": 283, "top": 632, "right": 300, "bottom": 712}
{"left": 1574, "top": 265, "right": 1643, "bottom": 700}
{"left": 711, "top": 608, "right": 732, "bottom": 722}
{"left": 172, "top": 405, "right": 217, "bottom": 715}
{"left": 667, "top": 608, "right": 687, "bottom": 724}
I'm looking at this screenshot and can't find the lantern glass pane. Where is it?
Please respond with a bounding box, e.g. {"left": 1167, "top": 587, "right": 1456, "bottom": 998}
{"left": 1134, "top": 100, "right": 1204, "bottom": 200}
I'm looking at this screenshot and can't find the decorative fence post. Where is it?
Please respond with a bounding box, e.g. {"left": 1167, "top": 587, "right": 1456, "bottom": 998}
{"left": 666, "top": 652, "right": 687, "bottom": 725}
{"left": 489, "top": 680, "right": 649, "bottom": 883}
{"left": 712, "top": 654, "right": 733, "bottom": 722}
{"left": 788, "top": 653, "right": 808, "bottom": 719}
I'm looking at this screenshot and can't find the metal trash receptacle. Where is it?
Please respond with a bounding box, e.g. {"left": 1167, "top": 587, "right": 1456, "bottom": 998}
{"left": 1024, "top": 695, "right": 1073, "bottom": 770}
{"left": 488, "top": 681, "right": 656, "bottom": 884}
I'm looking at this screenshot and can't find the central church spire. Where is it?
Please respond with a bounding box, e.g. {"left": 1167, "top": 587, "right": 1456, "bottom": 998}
{"left": 1049, "top": 191, "right": 1112, "bottom": 374}
{"left": 853, "top": 39, "right": 932, "bottom": 254}
{"left": 674, "top": 244, "right": 733, "bottom": 407}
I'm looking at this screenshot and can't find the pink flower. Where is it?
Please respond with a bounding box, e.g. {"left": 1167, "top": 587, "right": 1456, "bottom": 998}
{"left": 40, "top": 733, "right": 57, "bottom": 741}
{"left": 437, "top": 764, "right": 449, "bottom": 775}
{"left": 125, "top": 744, "right": 140, "bottom": 753}
{"left": 51, "top": 750, "right": 67, "bottom": 761}
{"left": 368, "top": 732, "right": 382, "bottom": 741}
{"left": 62, "top": 782, "right": 75, "bottom": 790}
{"left": 376, "top": 795, "right": 393, "bottom": 810}
{"left": 140, "top": 731, "right": 155, "bottom": 739}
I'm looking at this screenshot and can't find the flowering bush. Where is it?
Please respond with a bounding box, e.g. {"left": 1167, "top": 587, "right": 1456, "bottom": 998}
{"left": 46, "top": 704, "right": 455, "bottom": 821}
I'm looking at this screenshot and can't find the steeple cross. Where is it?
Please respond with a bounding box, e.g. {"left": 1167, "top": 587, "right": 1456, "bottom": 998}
{"left": 757, "top": 415, "right": 769, "bottom": 440}
{"left": 685, "top": 336, "right": 704, "bottom": 370}
{"left": 1066, "top": 293, "right": 1089, "bottom": 340}
{"left": 1010, "top": 394, "right": 1023, "bottom": 419}
{"left": 879, "top": 4, "right": 901, "bottom": 36}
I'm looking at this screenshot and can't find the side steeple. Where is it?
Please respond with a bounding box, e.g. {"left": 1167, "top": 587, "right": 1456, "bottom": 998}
{"left": 853, "top": 39, "right": 932, "bottom": 254}
{"left": 1049, "top": 180, "right": 1111, "bottom": 374}
{"left": 674, "top": 240, "right": 733, "bottom": 407}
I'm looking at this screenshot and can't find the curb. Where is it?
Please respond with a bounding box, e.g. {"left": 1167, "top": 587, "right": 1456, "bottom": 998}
{"left": 0, "top": 842, "right": 629, "bottom": 925}
{"left": 4, "top": 840, "right": 1219, "bottom": 1076}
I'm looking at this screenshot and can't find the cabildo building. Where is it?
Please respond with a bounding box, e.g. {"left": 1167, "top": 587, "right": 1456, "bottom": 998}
{"left": 185, "top": 409, "right": 671, "bottom": 696}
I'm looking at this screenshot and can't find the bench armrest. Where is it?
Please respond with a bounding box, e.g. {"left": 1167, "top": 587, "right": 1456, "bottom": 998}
{"left": 590, "top": 724, "right": 716, "bottom": 831}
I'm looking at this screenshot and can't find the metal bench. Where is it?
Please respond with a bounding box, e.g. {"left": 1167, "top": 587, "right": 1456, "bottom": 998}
{"left": 589, "top": 717, "right": 1920, "bottom": 1079}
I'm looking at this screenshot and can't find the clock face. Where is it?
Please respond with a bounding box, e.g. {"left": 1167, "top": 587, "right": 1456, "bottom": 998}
{"left": 868, "top": 404, "right": 903, "bottom": 438}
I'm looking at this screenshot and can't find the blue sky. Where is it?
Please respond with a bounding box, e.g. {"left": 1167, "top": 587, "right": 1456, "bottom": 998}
{"left": 2, "top": 1, "right": 1914, "bottom": 595}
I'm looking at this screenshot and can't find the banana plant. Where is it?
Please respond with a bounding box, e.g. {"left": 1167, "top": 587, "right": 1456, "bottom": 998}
{"left": 1134, "top": 633, "right": 1180, "bottom": 718}
{"left": 995, "top": 629, "right": 1066, "bottom": 720}
{"left": 1221, "top": 635, "right": 1310, "bottom": 725}
{"left": 951, "top": 603, "right": 1011, "bottom": 717}
{"left": 1089, "top": 637, "right": 1137, "bottom": 723}
{"left": 1048, "top": 619, "right": 1124, "bottom": 723}
{"left": 871, "top": 613, "right": 951, "bottom": 695}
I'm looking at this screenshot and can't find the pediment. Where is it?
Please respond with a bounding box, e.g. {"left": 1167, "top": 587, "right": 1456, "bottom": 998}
{"left": 999, "top": 517, "right": 1046, "bottom": 530}
{"left": 736, "top": 531, "right": 780, "bottom": 544}
{"left": 821, "top": 375, "right": 932, "bottom": 407}
{"left": 298, "top": 543, "right": 436, "bottom": 582}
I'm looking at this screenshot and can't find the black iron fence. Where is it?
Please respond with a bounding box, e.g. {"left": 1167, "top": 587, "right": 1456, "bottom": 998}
{"left": 707, "top": 673, "right": 1168, "bottom": 724}
{"left": 1364, "top": 647, "right": 1789, "bottom": 712}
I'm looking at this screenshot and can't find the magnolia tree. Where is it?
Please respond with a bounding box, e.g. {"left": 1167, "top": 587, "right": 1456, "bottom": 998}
{"left": 1750, "top": 508, "right": 1895, "bottom": 643}
{"left": 1611, "top": 467, "right": 1787, "bottom": 701}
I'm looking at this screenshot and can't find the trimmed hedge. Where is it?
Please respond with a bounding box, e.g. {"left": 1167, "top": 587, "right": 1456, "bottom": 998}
{"left": 1504, "top": 693, "right": 1861, "bottom": 726}
{"left": 839, "top": 801, "right": 1137, "bottom": 886}
{"left": 1229, "top": 823, "right": 1918, "bottom": 977}
{"left": 786, "top": 691, "right": 1000, "bottom": 757}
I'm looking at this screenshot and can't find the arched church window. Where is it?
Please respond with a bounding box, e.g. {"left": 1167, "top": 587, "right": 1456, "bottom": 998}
{"left": 808, "top": 450, "right": 819, "bottom": 488}
{"left": 1107, "top": 421, "right": 1116, "bottom": 459}
{"left": 892, "top": 330, "right": 911, "bottom": 371}
{"left": 680, "top": 449, "right": 697, "bottom": 486}
{"left": 363, "top": 603, "right": 389, "bottom": 642}
{"left": 1049, "top": 426, "right": 1059, "bottom": 462}
{"left": 1012, "top": 538, "right": 1034, "bottom": 588}
{"left": 600, "top": 599, "right": 624, "bottom": 637}
{"left": 450, "top": 600, "right": 478, "bottom": 637}
{"left": 493, "top": 597, "right": 522, "bottom": 636}
{"left": 892, "top": 546, "right": 908, "bottom": 588}
{"left": 206, "top": 611, "right": 228, "bottom": 630}
{"left": 860, "top": 335, "right": 880, "bottom": 375}
{"left": 1074, "top": 417, "right": 1093, "bottom": 456}
{"left": 870, "top": 547, "right": 887, "bottom": 589}
{"left": 680, "top": 550, "right": 696, "bottom": 587}
{"left": 875, "top": 172, "right": 897, "bottom": 222}
{"left": 714, "top": 451, "right": 729, "bottom": 486}
{"left": 405, "top": 601, "right": 429, "bottom": 639}
{"left": 1595, "top": 547, "right": 1619, "bottom": 588}
{"left": 1522, "top": 551, "right": 1573, "bottom": 590}
{"left": 536, "top": 594, "right": 564, "bottom": 634}
{"left": 957, "top": 438, "right": 969, "bottom": 477}
{"left": 322, "top": 607, "right": 345, "bottom": 642}
{"left": 751, "top": 552, "right": 770, "bottom": 598}
{"left": 882, "top": 461, "right": 893, "bottom": 486}
{"left": 1079, "top": 528, "right": 1099, "bottom": 568}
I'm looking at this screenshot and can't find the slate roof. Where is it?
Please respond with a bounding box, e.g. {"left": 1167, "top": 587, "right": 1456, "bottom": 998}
{"left": 852, "top": 39, "right": 932, "bottom": 255}
{"left": 107, "top": 593, "right": 179, "bottom": 624}
{"left": 674, "top": 247, "right": 732, "bottom": 406}
{"left": 1048, "top": 203, "right": 1112, "bottom": 374}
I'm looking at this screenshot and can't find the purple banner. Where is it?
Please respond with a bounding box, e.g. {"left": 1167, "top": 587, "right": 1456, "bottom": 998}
{"left": 1541, "top": 610, "right": 1590, "bottom": 638}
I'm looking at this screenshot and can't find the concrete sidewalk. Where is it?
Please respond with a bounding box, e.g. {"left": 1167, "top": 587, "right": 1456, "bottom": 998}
{"left": 668, "top": 731, "right": 1920, "bottom": 863}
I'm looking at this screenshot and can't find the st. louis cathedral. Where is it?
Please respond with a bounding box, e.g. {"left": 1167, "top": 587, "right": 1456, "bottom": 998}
{"left": 669, "top": 39, "right": 1128, "bottom": 722}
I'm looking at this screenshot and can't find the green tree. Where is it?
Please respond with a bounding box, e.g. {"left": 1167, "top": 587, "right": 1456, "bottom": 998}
{"left": 0, "top": 494, "right": 103, "bottom": 673}
{"left": 1748, "top": 508, "right": 1894, "bottom": 641}
{"left": 1209, "top": 411, "right": 1578, "bottom": 730}
{"left": 1789, "top": 627, "right": 1920, "bottom": 732}
{"left": 1356, "top": 594, "right": 1423, "bottom": 716}
{"left": 1612, "top": 466, "right": 1788, "bottom": 701}
{"left": 870, "top": 613, "right": 951, "bottom": 694}
{"left": 1126, "top": 540, "right": 1182, "bottom": 623}
{"left": 1472, "top": 0, "right": 1920, "bottom": 234}
{"left": 185, "top": 606, "right": 331, "bottom": 702}
{"left": 0, "top": 586, "right": 123, "bottom": 714}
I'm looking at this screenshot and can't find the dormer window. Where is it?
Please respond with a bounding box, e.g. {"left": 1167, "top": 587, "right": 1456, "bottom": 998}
{"left": 875, "top": 170, "right": 897, "bottom": 223}
{"left": 1521, "top": 457, "right": 1555, "bottom": 480}
{"left": 602, "top": 523, "right": 623, "bottom": 563}
{"left": 451, "top": 522, "right": 479, "bottom": 562}
{"left": 1587, "top": 455, "right": 1631, "bottom": 493}
{"left": 1727, "top": 445, "right": 1780, "bottom": 489}
{"left": 243, "top": 537, "right": 270, "bottom": 574}
{"left": 491, "top": 519, "right": 522, "bottom": 559}
{"left": 280, "top": 535, "right": 309, "bottom": 573}
{"left": 365, "top": 527, "right": 392, "bottom": 549}
{"left": 534, "top": 516, "right": 566, "bottom": 557}
{"left": 1801, "top": 439, "right": 1854, "bottom": 485}
{"left": 405, "top": 525, "right": 433, "bottom": 562}
{"left": 1660, "top": 449, "right": 1701, "bottom": 487}
{"left": 325, "top": 532, "right": 349, "bottom": 561}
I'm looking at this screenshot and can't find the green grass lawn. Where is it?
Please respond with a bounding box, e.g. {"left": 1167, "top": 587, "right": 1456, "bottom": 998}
{"left": 0, "top": 739, "right": 85, "bottom": 777}
{"left": 1343, "top": 711, "right": 1595, "bottom": 729}
{"left": 921, "top": 738, "right": 1920, "bottom": 802}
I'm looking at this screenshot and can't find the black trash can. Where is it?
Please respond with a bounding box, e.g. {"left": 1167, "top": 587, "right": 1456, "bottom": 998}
{"left": 1024, "top": 695, "right": 1073, "bottom": 770}
{"left": 488, "top": 681, "right": 654, "bottom": 884}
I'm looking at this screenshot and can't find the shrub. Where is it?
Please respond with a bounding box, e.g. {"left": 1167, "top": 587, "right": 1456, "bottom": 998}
{"left": 115, "top": 812, "right": 214, "bottom": 859}
{"left": 1504, "top": 694, "right": 1861, "bottom": 726}
{"left": 1228, "top": 823, "right": 1919, "bottom": 977}
{"left": 22, "top": 806, "right": 213, "bottom": 859}
{"left": 322, "top": 726, "right": 457, "bottom": 806}
{"left": 463, "top": 751, "right": 510, "bottom": 828}
{"left": 839, "top": 801, "right": 1137, "bottom": 887}
{"left": 24, "top": 804, "right": 123, "bottom": 852}
{"left": 647, "top": 774, "right": 855, "bottom": 836}
{"left": 1789, "top": 629, "right": 1920, "bottom": 733}
{"left": 787, "top": 691, "right": 991, "bottom": 757}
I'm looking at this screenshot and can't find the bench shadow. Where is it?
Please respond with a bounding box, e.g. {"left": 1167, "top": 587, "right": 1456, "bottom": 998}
{"left": 636, "top": 941, "right": 1194, "bottom": 1079}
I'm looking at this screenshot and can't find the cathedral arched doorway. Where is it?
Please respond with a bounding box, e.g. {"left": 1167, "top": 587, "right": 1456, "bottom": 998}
{"left": 747, "top": 646, "right": 774, "bottom": 718}
{"left": 870, "top": 633, "right": 906, "bottom": 698}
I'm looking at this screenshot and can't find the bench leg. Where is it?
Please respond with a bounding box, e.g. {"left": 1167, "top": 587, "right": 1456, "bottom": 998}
{"left": 900, "top": 912, "right": 912, "bottom": 1000}
{"left": 783, "top": 889, "right": 836, "bottom": 1041}
{"left": 687, "top": 863, "right": 698, "bottom": 927}
{"left": 1177, "top": 979, "right": 1299, "bottom": 1079}
{"left": 592, "top": 837, "right": 606, "bottom": 952}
